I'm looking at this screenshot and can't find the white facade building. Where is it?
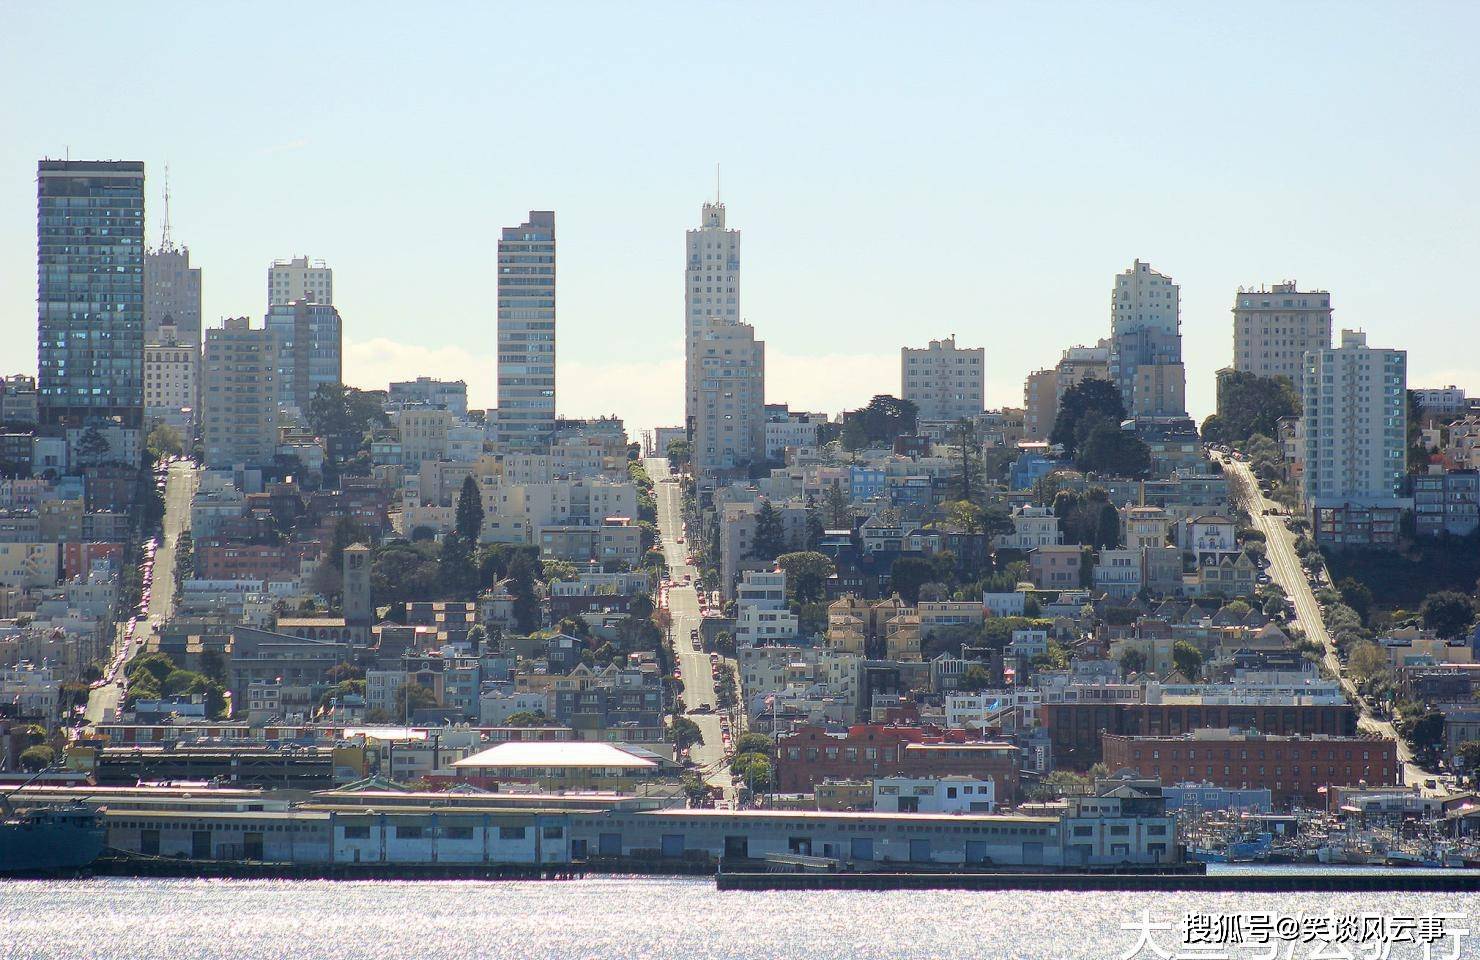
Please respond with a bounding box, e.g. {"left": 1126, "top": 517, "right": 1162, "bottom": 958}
{"left": 496, "top": 211, "right": 557, "bottom": 449}
{"left": 685, "top": 201, "right": 740, "bottom": 445}
{"left": 268, "top": 256, "right": 333, "bottom": 306}
{"left": 902, "top": 336, "right": 984, "bottom": 423}
{"left": 995, "top": 505, "right": 1063, "bottom": 550}
{"left": 733, "top": 569, "right": 798, "bottom": 647}
{"left": 1232, "top": 282, "right": 1332, "bottom": 383}
{"left": 1111, "top": 260, "right": 1185, "bottom": 417}
{"left": 873, "top": 775, "right": 997, "bottom": 813}
{"left": 144, "top": 321, "right": 198, "bottom": 434}
{"left": 1301, "top": 330, "right": 1407, "bottom": 505}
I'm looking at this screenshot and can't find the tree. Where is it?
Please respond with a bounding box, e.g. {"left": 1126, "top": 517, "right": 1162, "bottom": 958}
{"left": 1347, "top": 641, "right": 1389, "bottom": 683}
{"left": 750, "top": 500, "right": 786, "bottom": 561}
{"left": 1208, "top": 370, "right": 1301, "bottom": 444}
{"left": 842, "top": 395, "right": 918, "bottom": 449}
{"left": 1171, "top": 641, "right": 1203, "bottom": 681}
{"left": 665, "top": 438, "right": 691, "bottom": 470}
{"left": 950, "top": 418, "right": 982, "bottom": 501}
{"left": 1337, "top": 577, "right": 1374, "bottom": 625}
{"left": 306, "top": 383, "right": 390, "bottom": 461}
{"left": 1118, "top": 649, "right": 1147, "bottom": 677}
{"left": 733, "top": 732, "right": 773, "bottom": 757}
{"left": 1422, "top": 591, "right": 1476, "bottom": 641}
{"left": 506, "top": 551, "right": 542, "bottom": 632}
{"left": 1076, "top": 421, "right": 1150, "bottom": 477}
{"left": 889, "top": 556, "right": 935, "bottom": 605}
{"left": 146, "top": 424, "right": 184, "bottom": 460}
{"left": 1401, "top": 709, "right": 1446, "bottom": 760}
{"left": 455, "top": 475, "right": 484, "bottom": 543}
{"left": 438, "top": 533, "right": 479, "bottom": 600}
{"left": 1050, "top": 379, "right": 1126, "bottom": 457}
{"left": 670, "top": 715, "right": 704, "bottom": 751}
{"left": 504, "top": 710, "right": 548, "bottom": 726}
{"left": 18, "top": 744, "right": 55, "bottom": 771}
{"left": 803, "top": 496, "right": 825, "bottom": 550}
{"left": 957, "top": 664, "right": 994, "bottom": 692}
{"left": 823, "top": 484, "right": 851, "bottom": 528}
{"left": 77, "top": 427, "right": 112, "bottom": 466}
{"left": 327, "top": 516, "right": 368, "bottom": 571}
{"left": 775, "top": 551, "right": 835, "bottom": 604}
{"left": 1457, "top": 740, "right": 1480, "bottom": 781}
{"left": 395, "top": 682, "right": 439, "bottom": 720}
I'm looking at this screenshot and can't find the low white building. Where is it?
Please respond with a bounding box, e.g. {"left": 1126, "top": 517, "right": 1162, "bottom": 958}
{"left": 994, "top": 505, "right": 1063, "bottom": 550}
{"left": 873, "top": 775, "right": 996, "bottom": 813}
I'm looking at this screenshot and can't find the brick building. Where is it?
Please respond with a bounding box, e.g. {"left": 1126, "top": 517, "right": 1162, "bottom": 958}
{"left": 776, "top": 724, "right": 1019, "bottom": 800}
{"left": 1042, "top": 700, "right": 1358, "bottom": 770}
{"left": 1102, "top": 729, "right": 1399, "bottom": 808}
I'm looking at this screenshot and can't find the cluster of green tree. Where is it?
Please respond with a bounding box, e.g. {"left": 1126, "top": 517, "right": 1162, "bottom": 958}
{"left": 730, "top": 732, "right": 774, "bottom": 793}
{"left": 669, "top": 715, "right": 704, "bottom": 751}
{"left": 17, "top": 724, "right": 54, "bottom": 771}
{"left": 125, "top": 651, "right": 228, "bottom": 718}
{"left": 145, "top": 424, "right": 185, "bottom": 461}
{"left": 173, "top": 530, "right": 194, "bottom": 591}
{"left": 714, "top": 663, "right": 738, "bottom": 711}
{"left": 1200, "top": 371, "right": 1300, "bottom": 445}
{"left": 1048, "top": 380, "right": 1149, "bottom": 477}
{"left": 665, "top": 439, "right": 691, "bottom": 470}
{"left": 1323, "top": 537, "right": 1480, "bottom": 609}
{"left": 364, "top": 682, "right": 439, "bottom": 724}
{"left": 306, "top": 383, "right": 391, "bottom": 473}
{"left": 628, "top": 460, "right": 658, "bottom": 525}
{"left": 1053, "top": 487, "right": 1121, "bottom": 549}
{"left": 774, "top": 551, "right": 836, "bottom": 605}
{"left": 841, "top": 395, "right": 917, "bottom": 451}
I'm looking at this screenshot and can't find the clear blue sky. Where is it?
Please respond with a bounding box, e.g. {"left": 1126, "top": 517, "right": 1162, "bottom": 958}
{"left": 3, "top": 2, "right": 1477, "bottom": 432}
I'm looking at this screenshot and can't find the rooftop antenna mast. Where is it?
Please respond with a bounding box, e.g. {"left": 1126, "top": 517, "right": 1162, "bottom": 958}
{"left": 160, "top": 163, "right": 174, "bottom": 251}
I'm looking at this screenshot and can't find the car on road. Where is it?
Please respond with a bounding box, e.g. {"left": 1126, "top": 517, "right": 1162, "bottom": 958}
{"left": 691, "top": 704, "right": 713, "bottom": 713}
{"left": 690, "top": 629, "right": 699, "bottom": 640}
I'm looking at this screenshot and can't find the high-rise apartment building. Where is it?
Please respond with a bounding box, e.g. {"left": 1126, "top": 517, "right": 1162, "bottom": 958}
{"left": 144, "top": 247, "right": 202, "bottom": 347}
{"left": 685, "top": 201, "right": 741, "bottom": 442}
{"left": 496, "top": 211, "right": 557, "bottom": 449}
{"left": 37, "top": 160, "right": 146, "bottom": 430}
{"left": 144, "top": 318, "right": 198, "bottom": 435}
{"left": 1232, "top": 282, "right": 1332, "bottom": 383}
{"left": 694, "top": 317, "right": 765, "bottom": 472}
{"left": 1023, "top": 368, "right": 1057, "bottom": 441}
{"left": 268, "top": 256, "right": 333, "bottom": 306}
{"left": 203, "top": 317, "right": 279, "bottom": 469}
{"left": 265, "top": 299, "right": 343, "bottom": 415}
{"left": 1110, "top": 260, "right": 1185, "bottom": 418}
{"left": 1302, "top": 330, "right": 1407, "bottom": 502}
{"left": 901, "top": 336, "right": 985, "bottom": 423}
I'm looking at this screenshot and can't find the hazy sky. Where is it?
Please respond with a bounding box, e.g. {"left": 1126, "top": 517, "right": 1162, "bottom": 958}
{"left": 4, "top": 2, "right": 1478, "bottom": 434}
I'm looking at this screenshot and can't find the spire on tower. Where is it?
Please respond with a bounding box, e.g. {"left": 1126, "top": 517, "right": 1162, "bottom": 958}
{"left": 159, "top": 164, "right": 174, "bottom": 252}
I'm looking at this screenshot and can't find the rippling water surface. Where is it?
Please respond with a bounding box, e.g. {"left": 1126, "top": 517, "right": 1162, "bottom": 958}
{"left": 2, "top": 876, "right": 1477, "bottom": 959}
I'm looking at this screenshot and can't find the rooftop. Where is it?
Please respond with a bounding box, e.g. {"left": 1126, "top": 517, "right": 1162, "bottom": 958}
{"left": 453, "top": 741, "right": 663, "bottom": 770}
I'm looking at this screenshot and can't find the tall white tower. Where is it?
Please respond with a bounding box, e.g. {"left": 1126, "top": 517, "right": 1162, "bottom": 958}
{"left": 685, "top": 199, "right": 740, "bottom": 442}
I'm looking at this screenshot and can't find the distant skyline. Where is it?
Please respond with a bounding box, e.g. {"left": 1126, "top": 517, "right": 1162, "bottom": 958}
{"left": 4, "top": 2, "right": 1479, "bottom": 432}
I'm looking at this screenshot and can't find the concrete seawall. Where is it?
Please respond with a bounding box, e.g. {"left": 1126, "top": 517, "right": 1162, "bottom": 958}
{"left": 715, "top": 870, "right": 1480, "bottom": 892}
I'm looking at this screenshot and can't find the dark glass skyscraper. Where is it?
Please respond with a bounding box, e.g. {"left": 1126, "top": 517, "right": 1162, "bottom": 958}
{"left": 37, "top": 160, "right": 146, "bottom": 429}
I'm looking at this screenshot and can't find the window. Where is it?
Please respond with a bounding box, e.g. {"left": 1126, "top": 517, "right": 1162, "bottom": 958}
{"left": 343, "top": 825, "right": 370, "bottom": 839}
{"left": 499, "top": 826, "right": 527, "bottom": 840}
{"left": 394, "top": 825, "right": 423, "bottom": 839}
